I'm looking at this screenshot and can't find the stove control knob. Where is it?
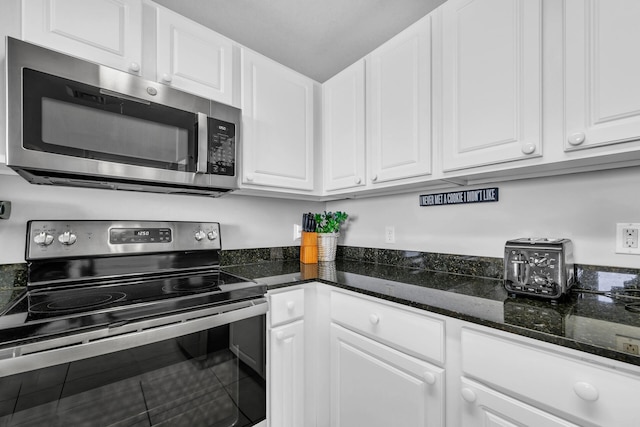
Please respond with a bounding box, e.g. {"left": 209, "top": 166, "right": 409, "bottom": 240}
{"left": 207, "top": 230, "right": 218, "bottom": 241}
{"left": 58, "top": 231, "right": 77, "bottom": 246}
{"left": 194, "top": 230, "right": 206, "bottom": 241}
{"left": 34, "top": 232, "right": 54, "bottom": 246}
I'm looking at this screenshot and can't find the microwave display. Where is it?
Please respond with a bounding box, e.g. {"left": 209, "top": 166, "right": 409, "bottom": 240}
{"left": 209, "top": 118, "right": 235, "bottom": 176}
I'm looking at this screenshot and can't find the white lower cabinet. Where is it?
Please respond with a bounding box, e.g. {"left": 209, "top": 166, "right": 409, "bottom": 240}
{"left": 460, "top": 378, "right": 579, "bottom": 427}
{"left": 268, "top": 287, "right": 306, "bottom": 427}
{"left": 461, "top": 326, "right": 640, "bottom": 427}
{"left": 330, "top": 324, "right": 444, "bottom": 427}
{"left": 269, "top": 320, "right": 304, "bottom": 427}
{"left": 268, "top": 284, "right": 640, "bottom": 427}
{"left": 329, "top": 289, "right": 445, "bottom": 426}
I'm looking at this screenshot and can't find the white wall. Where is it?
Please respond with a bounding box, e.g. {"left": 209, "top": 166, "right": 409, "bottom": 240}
{"left": 0, "top": 172, "right": 323, "bottom": 264}
{"left": 326, "top": 166, "right": 640, "bottom": 269}
{"left": 3, "top": 166, "right": 639, "bottom": 268}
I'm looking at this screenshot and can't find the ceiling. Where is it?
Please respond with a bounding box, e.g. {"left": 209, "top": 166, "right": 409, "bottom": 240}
{"left": 152, "top": 0, "right": 446, "bottom": 82}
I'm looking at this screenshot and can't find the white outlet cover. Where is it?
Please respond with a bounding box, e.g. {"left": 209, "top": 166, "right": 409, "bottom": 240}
{"left": 385, "top": 226, "right": 395, "bottom": 244}
{"left": 615, "top": 223, "right": 640, "bottom": 254}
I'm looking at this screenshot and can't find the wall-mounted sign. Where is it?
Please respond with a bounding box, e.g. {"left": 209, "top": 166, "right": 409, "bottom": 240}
{"left": 419, "top": 187, "right": 499, "bottom": 207}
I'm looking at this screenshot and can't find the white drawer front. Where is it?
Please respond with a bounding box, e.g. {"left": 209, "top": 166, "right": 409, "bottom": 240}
{"left": 331, "top": 290, "right": 444, "bottom": 364}
{"left": 461, "top": 327, "right": 640, "bottom": 427}
{"left": 270, "top": 288, "right": 305, "bottom": 327}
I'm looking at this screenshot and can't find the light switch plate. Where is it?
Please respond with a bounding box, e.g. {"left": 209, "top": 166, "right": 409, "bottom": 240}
{"left": 385, "top": 226, "right": 395, "bottom": 244}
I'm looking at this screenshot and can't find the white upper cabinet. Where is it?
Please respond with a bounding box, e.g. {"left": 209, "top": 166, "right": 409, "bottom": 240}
{"left": 565, "top": 0, "right": 640, "bottom": 151}
{"left": 440, "top": 0, "right": 542, "bottom": 171}
{"left": 153, "top": 4, "right": 234, "bottom": 105}
{"left": 367, "top": 15, "right": 432, "bottom": 184}
{"left": 322, "top": 60, "right": 366, "bottom": 192}
{"left": 241, "top": 49, "right": 315, "bottom": 191}
{"left": 22, "top": 0, "right": 142, "bottom": 74}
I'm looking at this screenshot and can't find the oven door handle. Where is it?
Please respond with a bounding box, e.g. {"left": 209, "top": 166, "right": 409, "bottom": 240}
{"left": 0, "top": 298, "right": 267, "bottom": 376}
{"left": 196, "top": 112, "right": 209, "bottom": 174}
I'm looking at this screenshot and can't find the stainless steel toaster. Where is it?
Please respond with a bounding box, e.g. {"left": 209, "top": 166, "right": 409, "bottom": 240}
{"left": 504, "top": 238, "right": 575, "bottom": 299}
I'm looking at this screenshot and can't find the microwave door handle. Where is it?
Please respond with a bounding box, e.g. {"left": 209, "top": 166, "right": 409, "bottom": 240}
{"left": 196, "top": 112, "right": 208, "bottom": 174}
{"left": 98, "top": 89, "right": 151, "bottom": 105}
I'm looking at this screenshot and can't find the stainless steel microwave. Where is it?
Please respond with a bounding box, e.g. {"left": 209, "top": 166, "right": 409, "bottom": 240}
{"left": 5, "top": 37, "right": 240, "bottom": 197}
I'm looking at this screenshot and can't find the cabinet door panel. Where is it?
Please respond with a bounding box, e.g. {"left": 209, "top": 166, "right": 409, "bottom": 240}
{"left": 155, "top": 6, "right": 233, "bottom": 104}
{"left": 462, "top": 327, "right": 640, "bottom": 427}
{"left": 330, "top": 324, "right": 444, "bottom": 427}
{"left": 323, "top": 60, "right": 366, "bottom": 191}
{"left": 270, "top": 321, "right": 304, "bottom": 427}
{"left": 368, "top": 16, "right": 431, "bottom": 183}
{"left": 460, "top": 378, "right": 579, "bottom": 427}
{"left": 565, "top": 0, "right": 640, "bottom": 150}
{"left": 22, "top": 0, "right": 141, "bottom": 73}
{"left": 441, "top": 0, "right": 541, "bottom": 170}
{"left": 242, "top": 50, "right": 314, "bottom": 191}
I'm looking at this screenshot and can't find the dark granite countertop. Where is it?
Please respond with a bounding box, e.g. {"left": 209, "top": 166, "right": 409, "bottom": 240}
{"left": 223, "top": 259, "right": 640, "bottom": 368}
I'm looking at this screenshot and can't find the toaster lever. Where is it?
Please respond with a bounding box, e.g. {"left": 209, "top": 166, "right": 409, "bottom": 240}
{"left": 510, "top": 253, "right": 528, "bottom": 284}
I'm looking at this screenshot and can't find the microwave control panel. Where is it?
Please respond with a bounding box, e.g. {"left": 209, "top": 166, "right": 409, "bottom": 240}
{"left": 208, "top": 118, "right": 235, "bottom": 176}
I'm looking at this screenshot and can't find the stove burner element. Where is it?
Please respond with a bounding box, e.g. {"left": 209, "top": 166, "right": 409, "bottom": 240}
{"left": 29, "top": 292, "right": 127, "bottom": 314}
{"left": 161, "top": 275, "right": 221, "bottom": 294}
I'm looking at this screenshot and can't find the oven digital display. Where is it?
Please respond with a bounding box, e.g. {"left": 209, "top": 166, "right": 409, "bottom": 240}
{"left": 109, "top": 228, "right": 172, "bottom": 244}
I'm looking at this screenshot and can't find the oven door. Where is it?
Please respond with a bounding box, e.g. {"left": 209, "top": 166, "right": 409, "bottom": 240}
{"left": 0, "top": 299, "right": 267, "bottom": 427}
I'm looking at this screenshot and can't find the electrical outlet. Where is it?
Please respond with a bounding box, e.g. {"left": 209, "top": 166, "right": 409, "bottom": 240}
{"left": 385, "top": 226, "right": 395, "bottom": 244}
{"left": 616, "top": 335, "right": 640, "bottom": 355}
{"left": 293, "top": 224, "right": 301, "bottom": 241}
{"left": 616, "top": 223, "right": 640, "bottom": 254}
{"left": 623, "top": 228, "right": 638, "bottom": 248}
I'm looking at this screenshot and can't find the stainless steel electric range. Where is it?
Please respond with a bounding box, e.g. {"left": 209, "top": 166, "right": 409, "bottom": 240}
{"left": 0, "top": 220, "right": 267, "bottom": 427}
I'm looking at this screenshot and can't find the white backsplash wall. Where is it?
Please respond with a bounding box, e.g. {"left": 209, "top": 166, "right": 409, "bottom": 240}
{"left": 326, "top": 166, "right": 640, "bottom": 269}
{"left": 0, "top": 173, "right": 323, "bottom": 265}
{"left": 3, "top": 166, "right": 639, "bottom": 268}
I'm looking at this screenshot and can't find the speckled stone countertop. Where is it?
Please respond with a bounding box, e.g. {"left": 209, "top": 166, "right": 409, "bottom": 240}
{"left": 4, "top": 246, "right": 640, "bottom": 367}
{"left": 223, "top": 258, "right": 640, "bottom": 367}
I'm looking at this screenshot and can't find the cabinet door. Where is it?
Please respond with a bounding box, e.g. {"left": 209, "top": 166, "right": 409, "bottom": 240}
{"left": 323, "top": 60, "right": 366, "bottom": 192}
{"left": 241, "top": 49, "right": 315, "bottom": 191}
{"left": 269, "top": 320, "right": 304, "bottom": 427}
{"left": 330, "top": 324, "right": 444, "bottom": 427}
{"left": 155, "top": 4, "right": 234, "bottom": 105}
{"left": 565, "top": 0, "right": 640, "bottom": 151}
{"left": 367, "top": 15, "right": 432, "bottom": 184}
{"left": 22, "top": 0, "right": 142, "bottom": 74}
{"left": 460, "top": 378, "right": 579, "bottom": 427}
{"left": 441, "top": 0, "right": 542, "bottom": 171}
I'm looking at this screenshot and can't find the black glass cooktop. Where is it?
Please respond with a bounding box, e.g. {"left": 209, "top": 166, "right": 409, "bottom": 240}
{"left": 0, "top": 271, "right": 265, "bottom": 349}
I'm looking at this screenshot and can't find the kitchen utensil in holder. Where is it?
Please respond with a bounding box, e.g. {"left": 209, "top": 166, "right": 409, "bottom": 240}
{"left": 300, "top": 232, "right": 318, "bottom": 264}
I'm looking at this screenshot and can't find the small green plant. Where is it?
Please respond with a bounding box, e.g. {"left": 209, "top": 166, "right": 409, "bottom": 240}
{"left": 314, "top": 211, "right": 348, "bottom": 234}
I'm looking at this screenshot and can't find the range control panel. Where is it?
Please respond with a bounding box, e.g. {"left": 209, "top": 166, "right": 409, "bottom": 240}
{"left": 27, "top": 220, "right": 221, "bottom": 260}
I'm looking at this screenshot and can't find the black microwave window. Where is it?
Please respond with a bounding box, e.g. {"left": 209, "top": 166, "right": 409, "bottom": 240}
{"left": 22, "top": 68, "right": 198, "bottom": 172}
